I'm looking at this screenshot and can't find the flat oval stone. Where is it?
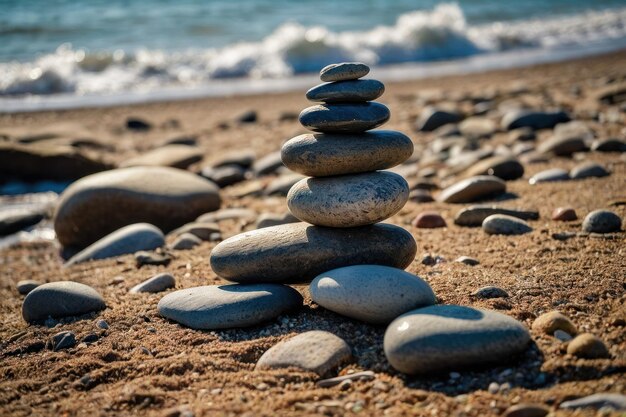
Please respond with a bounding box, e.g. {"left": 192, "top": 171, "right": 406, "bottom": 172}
{"left": 528, "top": 168, "right": 570, "bottom": 184}
{"left": 17, "top": 279, "right": 41, "bottom": 295}
{"left": 310, "top": 265, "right": 436, "bottom": 324}
{"left": 454, "top": 205, "right": 539, "bottom": 227}
{"left": 287, "top": 172, "right": 409, "bottom": 227}
{"left": 130, "top": 273, "right": 176, "bottom": 294}
{"left": 54, "top": 167, "right": 221, "bottom": 250}
{"left": 320, "top": 62, "right": 369, "bottom": 82}
{"left": 570, "top": 162, "right": 610, "bottom": 179}
{"left": 582, "top": 210, "right": 622, "bottom": 233}
{"left": 465, "top": 156, "right": 524, "bottom": 181}
{"left": 256, "top": 330, "right": 352, "bottom": 376}
{"left": 306, "top": 79, "right": 384, "bottom": 103}
{"left": 299, "top": 103, "right": 390, "bottom": 133}
{"left": 482, "top": 214, "right": 532, "bottom": 235}
{"left": 157, "top": 284, "right": 302, "bottom": 330}
{"left": 281, "top": 131, "right": 413, "bottom": 177}
{"left": 383, "top": 305, "right": 530, "bottom": 374}
{"left": 438, "top": 176, "right": 506, "bottom": 204}
{"left": 22, "top": 281, "right": 106, "bottom": 323}
{"left": 210, "top": 222, "right": 417, "bottom": 283}
{"left": 65, "top": 223, "right": 165, "bottom": 266}
{"left": 416, "top": 107, "right": 463, "bottom": 132}
{"left": 502, "top": 110, "right": 570, "bottom": 130}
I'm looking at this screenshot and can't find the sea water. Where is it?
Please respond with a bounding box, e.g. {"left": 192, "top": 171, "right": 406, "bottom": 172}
{"left": 1, "top": 0, "right": 625, "bottom": 110}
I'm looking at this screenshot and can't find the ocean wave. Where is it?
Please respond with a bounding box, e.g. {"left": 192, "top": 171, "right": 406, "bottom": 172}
{"left": 1, "top": 3, "right": 625, "bottom": 96}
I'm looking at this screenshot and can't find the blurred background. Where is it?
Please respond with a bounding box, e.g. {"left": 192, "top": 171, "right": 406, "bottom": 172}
{"left": 1, "top": 0, "right": 626, "bottom": 103}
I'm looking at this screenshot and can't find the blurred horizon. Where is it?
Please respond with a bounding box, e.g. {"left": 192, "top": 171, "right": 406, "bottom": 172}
{"left": 1, "top": 0, "right": 626, "bottom": 104}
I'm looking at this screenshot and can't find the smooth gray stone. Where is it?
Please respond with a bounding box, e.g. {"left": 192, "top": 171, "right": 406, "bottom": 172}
{"left": 65, "top": 223, "right": 164, "bottom": 266}
{"left": 22, "top": 281, "right": 106, "bottom": 323}
{"left": 582, "top": 210, "right": 622, "bottom": 233}
{"left": 537, "top": 136, "right": 587, "bottom": 156}
{"left": 201, "top": 164, "right": 246, "bottom": 188}
{"left": 281, "top": 131, "right": 413, "bottom": 177}
{"left": 170, "top": 232, "right": 202, "bottom": 250}
{"left": 570, "top": 162, "right": 610, "bottom": 179}
{"left": 320, "top": 62, "right": 369, "bottom": 82}
{"left": 560, "top": 393, "right": 626, "bottom": 411}
{"left": 528, "top": 168, "right": 570, "bottom": 184}
{"left": 416, "top": 107, "right": 463, "bottom": 132}
{"left": 17, "top": 279, "right": 41, "bottom": 295}
{"left": 383, "top": 305, "right": 530, "bottom": 374}
{"left": 253, "top": 151, "right": 284, "bottom": 176}
{"left": 299, "top": 103, "right": 390, "bottom": 133}
{"left": 482, "top": 214, "right": 532, "bottom": 235}
{"left": 157, "top": 284, "right": 302, "bottom": 330}
{"left": 591, "top": 138, "right": 626, "bottom": 152}
{"left": 438, "top": 176, "right": 506, "bottom": 204}
{"left": 310, "top": 265, "right": 436, "bottom": 324}
{"left": 256, "top": 330, "right": 352, "bottom": 376}
{"left": 120, "top": 145, "right": 203, "bottom": 169}
{"left": 169, "top": 222, "right": 220, "bottom": 241}
{"left": 464, "top": 156, "right": 524, "bottom": 181}
{"left": 306, "top": 79, "right": 384, "bottom": 103}
{"left": 210, "top": 222, "right": 417, "bottom": 283}
{"left": 130, "top": 273, "right": 176, "bottom": 293}
{"left": 52, "top": 331, "right": 76, "bottom": 351}
{"left": 454, "top": 205, "right": 539, "bottom": 227}
{"left": 501, "top": 110, "right": 570, "bottom": 130}
{"left": 287, "top": 171, "right": 409, "bottom": 227}
{"left": 255, "top": 212, "right": 299, "bottom": 229}
{"left": 54, "top": 166, "right": 221, "bottom": 250}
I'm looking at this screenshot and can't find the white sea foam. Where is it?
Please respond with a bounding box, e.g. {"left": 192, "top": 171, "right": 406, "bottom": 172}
{"left": 1, "top": 3, "right": 625, "bottom": 98}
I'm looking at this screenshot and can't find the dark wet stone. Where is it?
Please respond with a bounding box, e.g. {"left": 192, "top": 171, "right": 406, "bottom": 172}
{"left": 299, "top": 102, "right": 390, "bottom": 133}
{"left": 454, "top": 205, "right": 539, "bottom": 227}
{"left": 210, "top": 222, "right": 417, "bottom": 283}
{"left": 591, "top": 138, "right": 626, "bottom": 152}
{"left": 416, "top": 107, "right": 463, "bottom": 132}
{"left": 22, "top": 281, "right": 106, "bottom": 323}
{"left": 501, "top": 110, "right": 570, "bottom": 130}
{"left": 126, "top": 117, "right": 151, "bottom": 131}
{"left": 0, "top": 210, "right": 44, "bottom": 236}
{"left": 306, "top": 79, "right": 384, "bottom": 103}
{"left": 320, "top": 62, "right": 369, "bottom": 82}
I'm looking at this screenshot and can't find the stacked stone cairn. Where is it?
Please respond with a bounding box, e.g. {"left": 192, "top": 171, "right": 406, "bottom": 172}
{"left": 156, "top": 62, "right": 532, "bottom": 376}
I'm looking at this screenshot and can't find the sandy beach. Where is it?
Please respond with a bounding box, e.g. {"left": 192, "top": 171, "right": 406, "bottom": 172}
{"left": 1, "top": 51, "right": 625, "bottom": 417}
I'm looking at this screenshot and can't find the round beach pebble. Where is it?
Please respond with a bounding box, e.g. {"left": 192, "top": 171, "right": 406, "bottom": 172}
{"left": 482, "top": 214, "right": 532, "bottom": 235}
{"left": 130, "top": 272, "right": 176, "bottom": 294}
{"left": 287, "top": 171, "right": 409, "bottom": 228}
{"left": 320, "top": 62, "right": 369, "bottom": 82}
{"left": 281, "top": 131, "right": 413, "bottom": 177}
{"left": 299, "top": 103, "right": 390, "bottom": 133}
{"left": 310, "top": 265, "right": 436, "bottom": 324}
{"left": 532, "top": 311, "right": 577, "bottom": 335}
{"left": 306, "top": 79, "right": 384, "bottom": 103}
{"left": 582, "top": 210, "right": 622, "bottom": 233}
{"left": 256, "top": 330, "right": 352, "bottom": 376}
{"left": 567, "top": 333, "right": 610, "bottom": 359}
{"left": 210, "top": 222, "right": 417, "bottom": 283}
{"left": 438, "top": 176, "right": 506, "bottom": 203}
{"left": 65, "top": 223, "right": 165, "bottom": 266}
{"left": 54, "top": 167, "right": 221, "bottom": 250}
{"left": 157, "top": 284, "right": 302, "bottom": 330}
{"left": 383, "top": 305, "right": 530, "bottom": 374}
{"left": 552, "top": 207, "right": 577, "bottom": 221}
{"left": 412, "top": 212, "right": 446, "bottom": 228}
{"left": 22, "top": 281, "right": 106, "bottom": 323}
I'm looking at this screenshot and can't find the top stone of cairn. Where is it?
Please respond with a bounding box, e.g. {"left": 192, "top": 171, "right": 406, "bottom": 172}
{"left": 320, "top": 62, "right": 370, "bottom": 82}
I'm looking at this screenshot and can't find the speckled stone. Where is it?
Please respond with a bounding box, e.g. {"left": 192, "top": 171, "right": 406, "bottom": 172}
{"left": 438, "top": 176, "right": 506, "bottom": 204}
{"left": 22, "top": 281, "right": 106, "bottom": 323}
{"left": 384, "top": 305, "right": 530, "bottom": 374}
{"left": 210, "top": 222, "right": 417, "bottom": 283}
{"left": 532, "top": 311, "right": 577, "bottom": 335}
{"left": 299, "top": 103, "right": 390, "bottom": 133}
{"left": 256, "top": 331, "right": 352, "bottom": 376}
{"left": 482, "top": 214, "right": 532, "bottom": 235}
{"left": 65, "top": 223, "right": 165, "bottom": 266}
{"left": 306, "top": 79, "right": 384, "bottom": 103}
{"left": 281, "top": 131, "right": 413, "bottom": 177}
{"left": 566, "top": 333, "right": 610, "bottom": 359}
{"left": 528, "top": 168, "right": 570, "bottom": 184}
{"left": 157, "top": 284, "right": 302, "bottom": 330}
{"left": 454, "top": 205, "right": 539, "bottom": 227}
{"left": 54, "top": 167, "right": 221, "bottom": 250}
{"left": 320, "top": 62, "right": 369, "bottom": 82}
{"left": 310, "top": 265, "right": 436, "bottom": 324}
{"left": 130, "top": 273, "right": 176, "bottom": 294}
{"left": 582, "top": 210, "right": 622, "bottom": 233}
{"left": 287, "top": 172, "right": 409, "bottom": 227}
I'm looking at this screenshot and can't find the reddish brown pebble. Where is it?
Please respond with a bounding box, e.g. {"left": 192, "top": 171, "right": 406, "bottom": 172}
{"left": 412, "top": 212, "right": 447, "bottom": 228}
{"left": 552, "top": 207, "right": 577, "bottom": 221}
{"left": 409, "top": 189, "right": 434, "bottom": 203}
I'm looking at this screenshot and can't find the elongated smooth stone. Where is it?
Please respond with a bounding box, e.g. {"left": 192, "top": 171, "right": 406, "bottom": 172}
{"left": 306, "top": 80, "right": 385, "bottom": 103}
{"left": 281, "top": 131, "right": 413, "bottom": 177}
{"left": 287, "top": 171, "right": 409, "bottom": 227}
{"left": 209, "top": 222, "right": 417, "bottom": 283}
{"left": 299, "top": 103, "right": 390, "bottom": 133}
